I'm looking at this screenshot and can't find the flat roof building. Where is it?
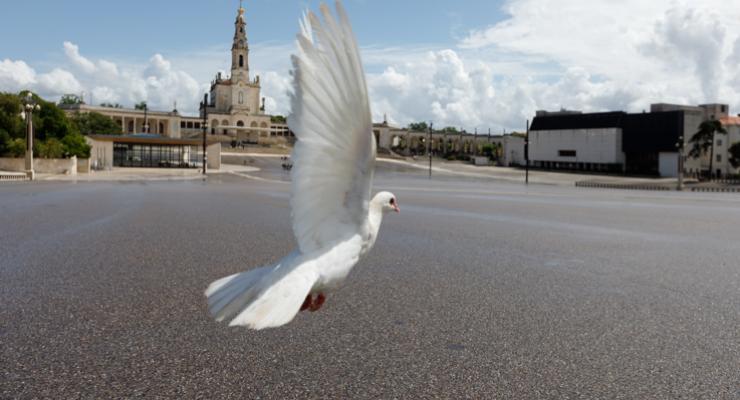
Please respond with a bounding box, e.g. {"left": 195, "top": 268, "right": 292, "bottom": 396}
{"left": 86, "top": 134, "right": 221, "bottom": 171}
{"left": 530, "top": 104, "right": 734, "bottom": 177}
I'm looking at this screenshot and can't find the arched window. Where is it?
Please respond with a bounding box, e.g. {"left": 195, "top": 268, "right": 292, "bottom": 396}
{"left": 239, "top": 55, "right": 244, "bottom": 68}
{"left": 237, "top": 121, "right": 245, "bottom": 127}
{"left": 239, "top": 92, "right": 244, "bottom": 104}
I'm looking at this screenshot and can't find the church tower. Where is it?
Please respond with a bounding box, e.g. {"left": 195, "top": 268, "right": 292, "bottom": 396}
{"left": 231, "top": 4, "right": 249, "bottom": 83}
{"left": 207, "top": 0, "right": 269, "bottom": 142}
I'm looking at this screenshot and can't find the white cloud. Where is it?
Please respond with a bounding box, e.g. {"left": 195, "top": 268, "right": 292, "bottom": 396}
{"left": 0, "top": 59, "right": 36, "bottom": 91}
{"left": 0, "top": 42, "right": 210, "bottom": 115}
{"left": 36, "top": 68, "right": 82, "bottom": 96}
{"left": 454, "top": 0, "right": 740, "bottom": 127}
{"left": 63, "top": 41, "right": 97, "bottom": 74}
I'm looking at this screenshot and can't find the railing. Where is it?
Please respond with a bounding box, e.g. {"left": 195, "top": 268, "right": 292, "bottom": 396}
{"left": 0, "top": 173, "right": 28, "bottom": 182}
{"left": 691, "top": 187, "right": 740, "bottom": 193}
{"left": 575, "top": 181, "right": 671, "bottom": 191}
{"left": 707, "top": 178, "right": 740, "bottom": 185}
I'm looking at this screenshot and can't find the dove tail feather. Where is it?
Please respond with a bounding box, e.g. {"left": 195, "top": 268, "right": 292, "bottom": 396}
{"left": 205, "top": 253, "right": 318, "bottom": 330}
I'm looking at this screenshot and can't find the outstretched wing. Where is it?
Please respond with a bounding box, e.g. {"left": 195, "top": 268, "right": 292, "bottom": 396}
{"left": 288, "top": 1, "right": 375, "bottom": 255}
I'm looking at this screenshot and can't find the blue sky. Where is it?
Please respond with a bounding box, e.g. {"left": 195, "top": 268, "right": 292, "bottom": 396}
{"left": 0, "top": 0, "right": 506, "bottom": 65}
{"left": 2, "top": 0, "right": 740, "bottom": 131}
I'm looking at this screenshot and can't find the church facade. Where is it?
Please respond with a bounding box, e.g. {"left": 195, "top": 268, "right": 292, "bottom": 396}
{"left": 204, "top": 5, "right": 272, "bottom": 142}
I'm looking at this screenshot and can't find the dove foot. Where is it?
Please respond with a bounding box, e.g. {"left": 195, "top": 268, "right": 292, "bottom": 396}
{"left": 300, "top": 293, "right": 327, "bottom": 312}
{"left": 309, "top": 293, "right": 326, "bottom": 312}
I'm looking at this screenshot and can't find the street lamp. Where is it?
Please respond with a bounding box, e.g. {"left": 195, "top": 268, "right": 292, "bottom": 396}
{"left": 525, "top": 119, "right": 530, "bottom": 185}
{"left": 143, "top": 104, "right": 149, "bottom": 133}
{"left": 199, "top": 94, "right": 209, "bottom": 175}
{"left": 428, "top": 122, "right": 433, "bottom": 179}
{"left": 21, "top": 93, "right": 40, "bottom": 180}
{"left": 676, "top": 135, "right": 684, "bottom": 191}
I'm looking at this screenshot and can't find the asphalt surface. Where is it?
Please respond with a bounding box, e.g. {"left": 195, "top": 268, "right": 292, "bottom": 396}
{"left": 1, "top": 164, "right": 739, "bottom": 399}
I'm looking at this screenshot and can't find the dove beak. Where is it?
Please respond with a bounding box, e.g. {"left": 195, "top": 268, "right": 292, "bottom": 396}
{"left": 393, "top": 204, "right": 400, "bottom": 213}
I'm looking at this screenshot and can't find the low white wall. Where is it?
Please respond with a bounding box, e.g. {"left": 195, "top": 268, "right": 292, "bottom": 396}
{"left": 77, "top": 158, "right": 91, "bottom": 174}
{"left": 36, "top": 156, "right": 77, "bottom": 175}
{"left": 0, "top": 158, "right": 24, "bottom": 172}
{"left": 0, "top": 157, "right": 79, "bottom": 175}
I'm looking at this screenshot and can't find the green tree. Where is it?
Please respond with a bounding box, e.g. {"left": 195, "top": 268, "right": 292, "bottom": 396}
{"left": 59, "top": 94, "right": 84, "bottom": 105}
{"left": 441, "top": 126, "right": 459, "bottom": 134}
{"left": 689, "top": 120, "right": 727, "bottom": 176}
{"left": 481, "top": 143, "right": 494, "bottom": 159}
{"left": 100, "top": 102, "right": 123, "bottom": 109}
{"left": 0, "top": 129, "right": 10, "bottom": 156}
{"left": 270, "top": 115, "right": 287, "bottom": 124}
{"left": 134, "top": 101, "right": 148, "bottom": 111}
{"left": 6, "top": 138, "right": 26, "bottom": 158}
{"left": 71, "top": 112, "right": 122, "bottom": 135}
{"left": 36, "top": 138, "right": 66, "bottom": 159}
{"left": 729, "top": 142, "right": 740, "bottom": 169}
{"left": 61, "top": 132, "right": 91, "bottom": 158}
{"left": 0, "top": 92, "right": 24, "bottom": 139}
{"left": 408, "top": 122, "right": 428, "bottom": 132}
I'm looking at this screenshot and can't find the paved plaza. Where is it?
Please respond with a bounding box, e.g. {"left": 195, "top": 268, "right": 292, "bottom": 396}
{"left": 1, "top": 163, "right": 739, "bottom": 398}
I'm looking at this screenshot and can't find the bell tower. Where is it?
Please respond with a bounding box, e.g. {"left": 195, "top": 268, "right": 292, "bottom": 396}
{"left": 231, "top": 2, "right": 249, "bottom": 83}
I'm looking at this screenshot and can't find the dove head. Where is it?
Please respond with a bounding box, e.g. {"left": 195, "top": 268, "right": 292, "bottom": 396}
{"left": 372, "top": 191, "right": 400, "bottom": 214}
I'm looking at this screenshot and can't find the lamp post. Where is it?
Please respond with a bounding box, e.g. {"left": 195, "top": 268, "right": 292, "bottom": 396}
{"left": 428, "top": 122, "right": 433, "bottom": 179}
{"left": 199, "top": 94, "right": 209, "bottom": 175}
{"left": 676, "top": 135, "right": 684, "bottom": 191}
{"left": 21, "top": 93, "right": 40, "bottom": 180}
{"left": 525, "top": 119, "right": 530, "bottom": 185}
{"left": 143, "top": 104, "right": 149, "bottom": 133}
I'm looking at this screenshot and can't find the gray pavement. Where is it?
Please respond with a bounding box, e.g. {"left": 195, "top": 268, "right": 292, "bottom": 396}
{"left": 1, "top": 163, "right": 739, "bottom": 399}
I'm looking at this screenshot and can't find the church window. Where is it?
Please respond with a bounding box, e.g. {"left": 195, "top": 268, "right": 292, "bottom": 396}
{"left": 239, "top": 55, "right": 244, "bottom": 67}
{"left": 239, "top": 92, "right": 244, "bottom": 104}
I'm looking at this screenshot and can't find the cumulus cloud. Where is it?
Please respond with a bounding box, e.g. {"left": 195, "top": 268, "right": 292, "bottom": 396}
{"left": 453, "top": 0, "right": 740, "bottom": 128}
{"left": 0, "top": 42, "right": 208, "bottom": 115}
{"left": 36, "top": 68, "right": 82, "bottom": 96}
{"left": 63, "top": 41, "right": 97, "bottom": 74}
{"left": 0, "top": 60, "right": 36, "bottom": 91}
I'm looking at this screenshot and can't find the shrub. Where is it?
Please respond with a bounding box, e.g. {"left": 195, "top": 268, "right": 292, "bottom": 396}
{"left": 62, "top": 133, "right": 91, "bottom": 158}
{"left": 0, "top": 129, "right": 10, "bottom": 156}
{"left": 6, "top": 138, "right": 26, "bottom": 158}
{"left": 37, "top": 138, "right": 66, "bottom": 159}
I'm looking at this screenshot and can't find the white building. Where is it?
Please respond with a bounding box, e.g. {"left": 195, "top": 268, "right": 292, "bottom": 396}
{"left": 715, "top": 116, "right": 740, "bottom": 177}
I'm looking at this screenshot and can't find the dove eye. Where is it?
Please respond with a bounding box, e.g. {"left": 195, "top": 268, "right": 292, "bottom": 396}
{"left": 389, "top": 198, "right": 395, "bottom": 205}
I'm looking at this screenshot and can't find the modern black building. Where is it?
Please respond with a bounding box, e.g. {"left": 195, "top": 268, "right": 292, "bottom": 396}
{"left": 529, "top": 104, "right": 716, "bottom": 176}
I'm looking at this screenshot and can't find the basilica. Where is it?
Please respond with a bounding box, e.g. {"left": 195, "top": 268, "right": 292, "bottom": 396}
{"left": 204, "top": 4, "right": 273, "bottom": 142}
{"left": 61, "top": 4, "right": 290, "bottom": 143}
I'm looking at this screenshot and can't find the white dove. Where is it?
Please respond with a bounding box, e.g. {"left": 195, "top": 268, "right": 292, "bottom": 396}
{"left": 205, "top": 1, "right": 400, "bottom": 330}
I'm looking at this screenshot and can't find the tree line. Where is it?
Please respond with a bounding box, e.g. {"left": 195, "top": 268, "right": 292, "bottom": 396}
{"left": 0, "top": 92, "right": 123, "bottom": 159}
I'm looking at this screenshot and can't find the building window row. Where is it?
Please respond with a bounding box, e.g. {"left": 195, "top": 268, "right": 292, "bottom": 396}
{"left": 180, "top": 121, "right": 201, "bottom": 129}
